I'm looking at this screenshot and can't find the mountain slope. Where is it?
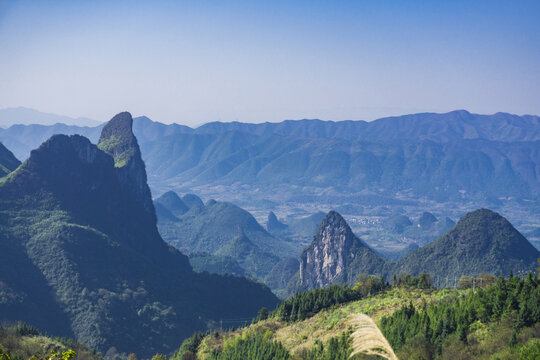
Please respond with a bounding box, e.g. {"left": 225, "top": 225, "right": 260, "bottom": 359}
{"left": 298, "top": 211, "right": 388, "bottom": 290}
{"left": 0, "top": 142, "right": 20, "bottom": 176}
{"left": 155, "top": 191, "right": 189, "bottom": 217}
{"left": 155, "top": 196, "right": 298, "bottom": 281}
{"left": 394, "top": 208, "right": 540, "bottom": 284}
{"left": 0, "top": 112, "right": 278, "bottom": 357}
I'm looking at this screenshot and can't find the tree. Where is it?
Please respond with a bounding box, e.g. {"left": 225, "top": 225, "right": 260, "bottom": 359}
{"left": 520, "top": 338, "right": 540, "bottom": 360}
{"left": 257, "top": 307, "right": 269, "bottom": 322}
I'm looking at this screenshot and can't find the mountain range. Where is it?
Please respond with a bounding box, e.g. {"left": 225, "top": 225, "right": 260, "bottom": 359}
{"left": 0, "top": 107, "right": 101, "bottom": 128}
{"left": 1, "top": 110, "right": 538, "bottom": 203}
{"left": 0, "top": 112, "right": 278, "bottom": 357}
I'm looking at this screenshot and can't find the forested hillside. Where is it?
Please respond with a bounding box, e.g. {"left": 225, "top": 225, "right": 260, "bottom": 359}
{"left": 0, "top": 113, "right": 278, "bottom": 357}
{"left": 175, "top": 274, "right": 540, "bottom": 359}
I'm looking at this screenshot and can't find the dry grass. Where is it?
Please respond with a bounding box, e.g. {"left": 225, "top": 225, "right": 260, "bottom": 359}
{"left": 348, "top": 314, "right": 398, "bottom": 360}
{"left": 196, "top": 288, "right": 461, "bottom": 358}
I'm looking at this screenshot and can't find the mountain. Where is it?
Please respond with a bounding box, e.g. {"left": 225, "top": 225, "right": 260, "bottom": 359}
{"left": 0, "top": 112, "right": 278, "bottom": 357}
{"left": 266, "top": 211, "right": 288, "bottom": 232}
{"left": 155, "top": 195, "right": 300, "bottom": 282}
{"left": 394, "top": 208, "right": 540, "bottom": 285}
{"left": 181, "top": 193, "right": 204, "bottom": 209}
{"left": 0, "top": 142, "right": 20, "bottom": 177}
{"left": 155, "top": 191, "right": 189, "bottom": 217}
{"left": 416, "top": 211, "right": 437, "bottom": 229}
{"left": 0, "top": 107, "right": 100, "bottom": 127}
{"left": 298, "top": 211, "right": 387, "bottom": 290}
{"left": 383, "top": 214, "right": 413, "bottom": 234}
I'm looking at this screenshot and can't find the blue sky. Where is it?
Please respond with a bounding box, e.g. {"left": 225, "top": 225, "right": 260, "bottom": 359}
{"left": 0, "top": 0, "right": 539, "bottom": 125}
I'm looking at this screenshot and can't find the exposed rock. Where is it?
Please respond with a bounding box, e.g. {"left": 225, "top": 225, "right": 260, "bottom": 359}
{"left": 98, "top": 112, "right": 155, "bottom": 221}
{"left": 299, "top": 211, "right": 387, "bottom": 290}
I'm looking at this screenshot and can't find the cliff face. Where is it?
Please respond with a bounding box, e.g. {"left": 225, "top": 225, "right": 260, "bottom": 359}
{"left": 299, "top": 211, "right": 387, "bottom": 290}
{"left": 98, "top": 111, "right": 155, "bottom": 221}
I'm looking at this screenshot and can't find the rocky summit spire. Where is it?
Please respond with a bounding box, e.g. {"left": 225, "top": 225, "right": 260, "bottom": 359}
{"left": 299, "top": 211, "right": 386, "bottom": 290}
{"left": 98, "top": 112, "right": 155, "bottom": 220}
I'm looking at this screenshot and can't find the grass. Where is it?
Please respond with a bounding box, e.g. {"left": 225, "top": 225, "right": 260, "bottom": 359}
{"left": 196, "top": 287, "right": 464, "bottom": 358}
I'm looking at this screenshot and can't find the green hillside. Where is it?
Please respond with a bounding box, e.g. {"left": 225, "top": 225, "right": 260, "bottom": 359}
{"left": 156, "top": 195, "right": 300, "bottom": 282}
{"left": 394, "top": 209, "right": 540, "bottom": 285}
{"left": 175, "top": 274, "right": 540, "bottom": 359}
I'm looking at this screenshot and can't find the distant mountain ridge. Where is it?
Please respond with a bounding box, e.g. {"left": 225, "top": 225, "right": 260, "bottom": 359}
{"left": 0, "top": 107, "right": 100, "bottom": 127}
{"left": 1, "top": 109, "right": 538, "bottom": 220}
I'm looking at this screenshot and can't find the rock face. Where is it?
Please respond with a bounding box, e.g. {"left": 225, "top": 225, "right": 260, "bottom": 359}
{"left": 0, "top": 142, "right": 21, "bottom": 176}
{"left": 98, "top": 111, "right": 155, "bottom": 221}
{"left": 299, "top": 211, "right": 387, "bottom": 289}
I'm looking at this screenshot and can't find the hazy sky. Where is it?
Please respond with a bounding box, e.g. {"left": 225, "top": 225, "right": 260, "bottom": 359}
{"left": 1, "top": 0, "right": 539, "bottom": 125}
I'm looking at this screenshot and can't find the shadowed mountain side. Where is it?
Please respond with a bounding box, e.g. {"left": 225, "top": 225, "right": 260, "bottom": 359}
{"left": 155, "top": 195, "right": 300, "bottom": 282}
{"left": 0, "top": 142, "right": 20, "bottom": 177}
{"left": 0, "top": 113, "right": 278, "bottom": 357}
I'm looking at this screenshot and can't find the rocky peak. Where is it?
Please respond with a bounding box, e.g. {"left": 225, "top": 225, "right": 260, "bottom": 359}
{"left": 98, "top": 111, "right": 137, "bottom": 167}
{"left": 300, "top": 211, "right": 360, "bottom": 288}
{"left": 298, "top": 211, "right": 387, "bottom": 290}
{"left": 98, "top": 112, "right": 155, "bottom": 220}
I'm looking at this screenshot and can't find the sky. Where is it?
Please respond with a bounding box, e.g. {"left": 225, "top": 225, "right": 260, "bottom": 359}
{"left": 0, "top": 0, "right": 539, "bottom": 126}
